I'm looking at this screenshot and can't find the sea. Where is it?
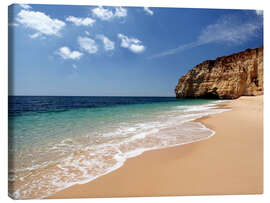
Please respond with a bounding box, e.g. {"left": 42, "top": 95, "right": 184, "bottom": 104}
{"left": 8, "top": 96, "right": 229, "bottom": 199}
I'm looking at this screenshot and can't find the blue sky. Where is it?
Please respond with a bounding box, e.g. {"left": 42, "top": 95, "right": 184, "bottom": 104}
{"left": 8, "top": 4, "right": 263, "bottom": 96}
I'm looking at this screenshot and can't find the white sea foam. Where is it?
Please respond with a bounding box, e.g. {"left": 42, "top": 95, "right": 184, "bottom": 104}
{"left": 9, "top": 100, "right": 231, "bottom": 199}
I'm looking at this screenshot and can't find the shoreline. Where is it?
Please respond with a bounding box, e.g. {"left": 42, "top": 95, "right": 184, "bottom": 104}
{"left": 48, "top": 96, "right": 263, "bottom": 199}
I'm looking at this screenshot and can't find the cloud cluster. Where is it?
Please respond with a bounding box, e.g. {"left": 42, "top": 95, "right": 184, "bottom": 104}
{"left": 96, "top": 35, "right": 115, "bottom": 51}
{"left": 56, "top": 46, "right": 83, "bottom": 60}
{"left": 78, "top": 36, "right": 98, "bottom": 54}
{"left": 56, "top": 33, "right": 144, "bottom": 62}
{"left": 92, "top": 6, "right": 127, "bottom": 21}
{"left": 143, "top": 7, "right": 154, "bottom": 16}
{"left": 17, "top": 10, "right": 66, "bottom": 37}
{"left": 66, "top": 16, "right": 95, "bottom": 26}
{"left": 118, "top": 34, "right": 145, "bottom": 53}
{"left": 16, "top": 5, "right": 145, "bottom": 69}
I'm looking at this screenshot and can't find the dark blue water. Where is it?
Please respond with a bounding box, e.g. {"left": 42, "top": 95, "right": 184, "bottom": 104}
{"left": 9, "top": 96, "right": 186, "bottom": 117}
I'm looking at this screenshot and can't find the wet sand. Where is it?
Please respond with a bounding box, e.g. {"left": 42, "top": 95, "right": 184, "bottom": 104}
{"left": 49, "top": 96, "right": 263, "bottom": 198}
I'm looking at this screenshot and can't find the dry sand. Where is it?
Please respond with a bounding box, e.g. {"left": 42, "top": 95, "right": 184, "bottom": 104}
{"left": 49, "top": 96, "right": 263, "bottom": 198}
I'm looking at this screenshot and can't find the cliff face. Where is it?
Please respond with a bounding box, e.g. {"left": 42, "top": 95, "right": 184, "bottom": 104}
{"left": 175, "top": 46, "right": 263, "bottom": 99}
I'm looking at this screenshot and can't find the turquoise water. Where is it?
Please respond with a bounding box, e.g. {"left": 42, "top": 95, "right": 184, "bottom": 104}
{"left": 9, "top": 99, "right": 213, "bottom": 149}
{"left": 8, "top": 96, "right": 228, "bottom": 199}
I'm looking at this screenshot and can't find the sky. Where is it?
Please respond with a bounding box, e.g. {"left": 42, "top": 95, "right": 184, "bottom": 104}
{"left": 8, "top": 4, "right": 263, "bottom": 96}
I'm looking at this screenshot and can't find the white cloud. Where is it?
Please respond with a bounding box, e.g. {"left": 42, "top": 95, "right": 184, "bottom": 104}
{"left": 197, "top": 16, "right": 260, "bottom": 44}
{"left": 143, "top": 7, "right": 154, "bottom": 16}
{"left": 92, "top": 6, "right": 127, "bottom": 21}
{"left": 96, "top": 35, "right": 115, "bottom": 51}
{"left": 66, "top": 16, "right": 95, "bottom": 26}
{"left": 78, "top": 36, "right": 98, "bottom": 54}
{"left": 118, "top": 34, "right": 145, "bottom": 53}
{"left": 85, "top": 31, "right": 90, "bottom": 35}
{"left": 56, "top": 46, "right": 83, "bottom": 60}
{"left": 115, "top": 7, "right": 127, "bottom": 17}
{"left": 19, "top": 4, "right": 32, "bottom": 10}
{"left": 255, "top": 10, "right": 263, "bottom": 16}
{"left": 17, "top": 10, "right": 65, "bottom": 38}
{"left": 150, "top": 15, "right": 262, "bottom": 59}
{"left": 92, "top": 6, "right": 114, "bottom": 20}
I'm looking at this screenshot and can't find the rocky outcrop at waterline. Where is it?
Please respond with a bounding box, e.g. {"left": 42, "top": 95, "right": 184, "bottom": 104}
{"left": 175, "top": 46, "right": 263, "bottom": 99}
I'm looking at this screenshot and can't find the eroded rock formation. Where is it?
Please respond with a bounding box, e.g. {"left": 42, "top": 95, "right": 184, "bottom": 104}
{"left": 175, "top": 46, "right": 263, "bottom": 99}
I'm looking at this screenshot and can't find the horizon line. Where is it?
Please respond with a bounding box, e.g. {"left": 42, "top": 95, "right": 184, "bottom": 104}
{"left": 8, "top": 95, "right": 177, "bottom": 97}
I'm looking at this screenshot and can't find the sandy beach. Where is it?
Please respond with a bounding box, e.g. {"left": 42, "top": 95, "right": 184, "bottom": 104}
{"left": 49, "top": 96, "right": 263, "bottom": 199}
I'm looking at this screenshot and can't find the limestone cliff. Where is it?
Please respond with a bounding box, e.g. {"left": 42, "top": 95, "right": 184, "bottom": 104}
{"left": 175, "top": 46, "right": 263, "bottom": 99}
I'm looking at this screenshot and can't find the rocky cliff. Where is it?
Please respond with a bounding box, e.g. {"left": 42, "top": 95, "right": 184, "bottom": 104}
{"left": 175, "top": 46, "right": 263, "bottom": 99}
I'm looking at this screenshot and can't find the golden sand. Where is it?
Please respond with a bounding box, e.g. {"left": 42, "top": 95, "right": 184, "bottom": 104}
{"left": 49, "top": 96, "right": 263, "bottom": 198}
